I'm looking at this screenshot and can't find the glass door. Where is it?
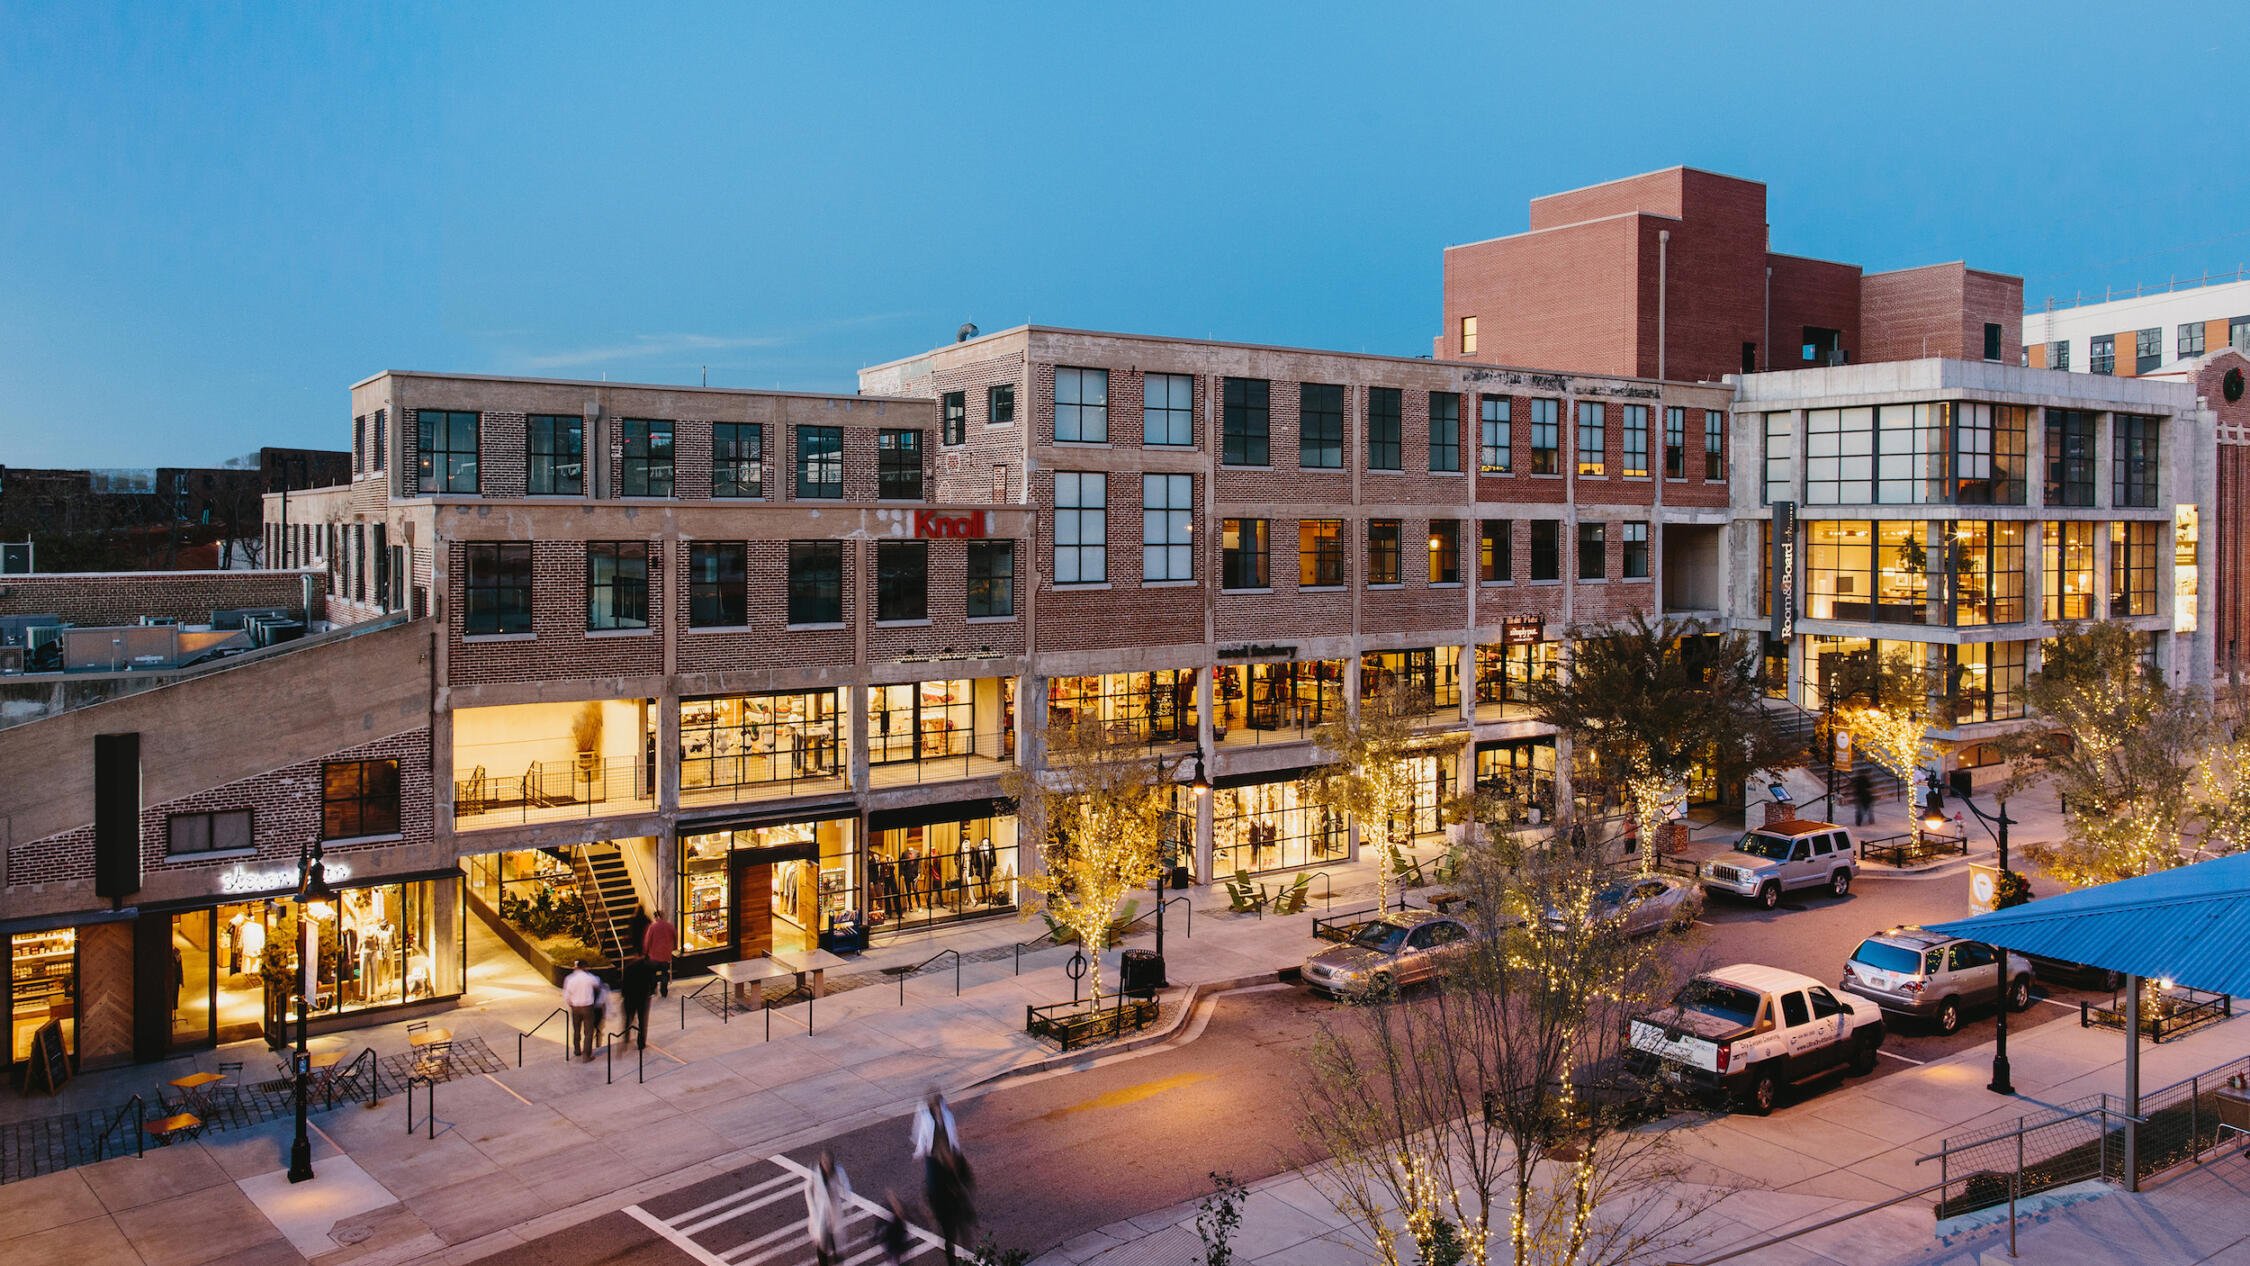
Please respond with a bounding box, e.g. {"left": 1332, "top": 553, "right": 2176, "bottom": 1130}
{"left": 170, "top": 910, "right": 216, "bottom": 1050}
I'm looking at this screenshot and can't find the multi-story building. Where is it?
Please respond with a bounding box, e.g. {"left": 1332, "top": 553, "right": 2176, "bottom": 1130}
{"left": 2022, "top": 273, "right": 2250, "bottom": 377}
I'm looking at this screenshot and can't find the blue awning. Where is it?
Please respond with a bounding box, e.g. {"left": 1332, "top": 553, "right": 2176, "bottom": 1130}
{"left": 1926, "top": 853, "right": 2250, "bottom": 998}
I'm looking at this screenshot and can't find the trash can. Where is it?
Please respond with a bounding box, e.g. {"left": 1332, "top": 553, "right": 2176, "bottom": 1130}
{"left": 1119, "top": 949, "right": 1165, "bottom": 998}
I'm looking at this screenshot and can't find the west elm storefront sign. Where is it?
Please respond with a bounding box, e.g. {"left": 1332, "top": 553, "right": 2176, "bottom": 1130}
{"left": 219, "top": 860, "right": 352, "bottom": 896}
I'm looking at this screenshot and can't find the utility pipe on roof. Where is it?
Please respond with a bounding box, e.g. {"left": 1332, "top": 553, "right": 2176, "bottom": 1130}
{"left": 1657, "top": 230, "right": 1669, "bottom": 381}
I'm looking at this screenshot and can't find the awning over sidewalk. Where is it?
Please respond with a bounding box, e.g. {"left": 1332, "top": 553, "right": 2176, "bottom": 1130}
{"left": 1926, "top": 853, "right": 2250, "bottom": 998}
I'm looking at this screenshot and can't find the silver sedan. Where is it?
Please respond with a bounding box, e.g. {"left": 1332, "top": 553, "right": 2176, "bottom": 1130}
{"left": 1546, "top": 873, "right": 1704, "bottom": 937}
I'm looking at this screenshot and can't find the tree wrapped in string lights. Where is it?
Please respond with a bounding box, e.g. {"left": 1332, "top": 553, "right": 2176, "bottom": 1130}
{"left": 1311, "top": 679, "right": 1432, "bottom": 910}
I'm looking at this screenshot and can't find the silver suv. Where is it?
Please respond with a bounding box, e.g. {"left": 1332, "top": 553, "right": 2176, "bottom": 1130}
{"left": 1839, "top": 926, "right": 2035, "bottom": 1035}
{"left": 1699, "top": 819, "right": 1857, "bottom": 910}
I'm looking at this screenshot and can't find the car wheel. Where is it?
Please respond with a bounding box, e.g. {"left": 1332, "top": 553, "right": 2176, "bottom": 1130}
{"left": 1850, "top": 1036, "right": 1880, "bottom": 1076}
{"left": 1367, "top": 971, "right": 1396, "bottom": 999}
{"left": 2008, "top": 976, "right": 2033, "bottom": 1012}
{"left": 1758, "top": 882, "right": 1781, "bottom": 911}
{"left": 1744, "top": 1068, "right": 1778, "bottom": 1116}
{"left": 1830, "top": 869, "right": 1852, "bottom": 898}
{"left": 1935, "top": 998, "right": 1962, "bottom": 1035}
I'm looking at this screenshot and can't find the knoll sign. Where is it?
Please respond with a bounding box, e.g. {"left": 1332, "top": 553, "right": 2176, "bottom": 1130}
{"left": 914, "top": 510, "right": 988, "bottom": 539}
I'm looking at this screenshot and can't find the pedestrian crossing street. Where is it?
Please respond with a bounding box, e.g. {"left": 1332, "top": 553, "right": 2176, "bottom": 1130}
{"left": 625, "top": 1156, "right": 955, "bottom": 1266}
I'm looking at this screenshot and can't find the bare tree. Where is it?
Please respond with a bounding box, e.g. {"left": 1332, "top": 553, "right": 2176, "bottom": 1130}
{"left": 1298, "top": 818, "right": 1713, "bottom": 1266}
{"left": 1002, "top": 718, "right": 1173, "bottom": 1004}
{"left": 1311, "top": 679, "right": 1432, "bottom": 909}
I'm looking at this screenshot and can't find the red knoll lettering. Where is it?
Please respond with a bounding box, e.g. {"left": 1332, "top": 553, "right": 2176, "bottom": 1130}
{"left": 914, "top": 511, "right": 986, "bottom": 539}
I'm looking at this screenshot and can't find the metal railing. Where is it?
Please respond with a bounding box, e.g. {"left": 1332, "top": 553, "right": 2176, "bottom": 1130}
{"left": 456, "top": 757, "right": 653, "bottom": 826}
{"left": 2035, "top": 266, "right": 2250, "bottom": 313}
{"left": 1677, "top": 1176, "right": 1960, "bottom": 1265}
{"left": 680, "top": 977, "right": 723, "bottom": 1027}
{"left": 601, "top": 1030, "right": 645, "bottom": 1085}
{"left": 885, "top": 948, "right": 962, "bottom": 1005}
{"left": 1157, "top": 895, "right": 1194, "bottom": 938}
{"left": 89, "top": 1094, "right": 147, "bottom": 1164}
{"left": 865, "top": 731, "right": 1015, "bottom": 785}
{"left": 1299, "top": 871, "right": 1336, "bottom": 914}
{"left": 1861, "top": 829, "right": 1969, "bottom": 868}
{"left": 1926, "top": 1095, "right": 2149, "bottom": 1220}
{"left": 518, "top": 1008, "right": 568, "bottom": 1066}
{"left": 1014, "top": 929, "right": 1059, "bottom": 976}
{"left": 404, "top": 1074, "right": 437, "bottom": 1139}
{"left": 2082, "top": 987, "right": 2233, "bottom": 1044}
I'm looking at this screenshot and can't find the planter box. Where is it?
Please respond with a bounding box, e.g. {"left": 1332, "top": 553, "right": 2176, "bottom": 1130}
{"left": 1026, "top": 997, "right": 1159, "bottom": 1051}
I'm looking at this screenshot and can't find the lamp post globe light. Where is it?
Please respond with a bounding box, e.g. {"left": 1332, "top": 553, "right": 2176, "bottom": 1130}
{"left": 1151, "top": 752, "right": 1211, "bottom": 970}
{"left": 1922, "top": 773, "right": 2017, "bottom": 1096}
{"left": 289, "top": 841, "right": 338, "bottom": 1183}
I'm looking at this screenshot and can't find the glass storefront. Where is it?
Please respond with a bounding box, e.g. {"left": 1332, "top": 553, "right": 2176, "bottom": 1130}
{"left": 867, "top": 678, "right": 1014, "bottom": 766}
{"left": 1407, "top": 752, "right": 1446, "bottom": 836}
{"left": 1476, "top": 739, "right": 1557, "bottom": 820}
{"left": 9, "top": 928, "right": 75, "bottom": 1066}
{"left": 679, "top": 816, "right": 856, "bottom": 958}
{"left": 1213, "top": 659, "right": 1343, "bottom": 738}
{"left": 1474, "top": 641, "right": 1558, "bottom": 712}
{"left": 1046, "top": 671, "right": 1197, "bottom": 744}
{"left": 1213, "top": 777, "right": 1346, "bottom": 876}
{"left": 866, "top": 810, "right": 1019, "bottom": 933}
{"left": 681, "top": 691, "right": 843, "bottom": 801}
{"left": 170, "top": 904, "right": 276, "bottom": 1048}
{"left": 1361, "top": 649, "right": 1461, "bottom": 715}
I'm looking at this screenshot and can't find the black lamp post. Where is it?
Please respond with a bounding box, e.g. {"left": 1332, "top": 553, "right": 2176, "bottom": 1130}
{"left": 289, "top": 841, "right": 337, "bottom": 1183}
{"left": 1925, "top": 776, "right": 2018, "bottom": 1096}
{"left": 1152, "top": 753, "right": 1211, "bottom": 967}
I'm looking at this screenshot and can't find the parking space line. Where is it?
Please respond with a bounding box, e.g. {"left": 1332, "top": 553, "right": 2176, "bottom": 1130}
{"left": 2038, "top": 998, "right": 2079, "bottom": 1012}
{"left": 1878, "top": 1049, "right": 1927, "bottom": 1065}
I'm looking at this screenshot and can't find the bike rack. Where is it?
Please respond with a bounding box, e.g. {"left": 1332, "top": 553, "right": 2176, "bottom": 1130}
{"left": 601, "top": 1030, "right": 645, "bottom": 1085}
{"left": 518, "top": 1007, "right": 567, "bottom": 1067}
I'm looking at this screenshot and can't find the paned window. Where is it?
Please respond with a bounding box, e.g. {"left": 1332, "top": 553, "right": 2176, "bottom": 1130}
{"left": 2113, "top": 414, "right": 2160, "bottom": 508}
{"left": 2090, "top": 334, "right": 2115, "bottom": 375}
{"left": 1705, "top": 410, "right": 1727, "bottom": 480}
{"left": 322, "top": 759, "right": 399, "bottom": 840}
{"left": 1622, "top": 404, "right": 1649, "bottom": 477}
{"left": 1663, "top": 406, "right": 1686, "bottom": 478}
{"left": 1428, "top": 392, "right": 1461, "bottom": 472}
{"left": 712, "top": 422, "right": 764, "bottom": 498}
{"left": 967, "top": 541, "right": 1015, "bottom": 617}
{"left": 1142, "top": 474, "right": 1193, "bottom": 581}
{"left": 1460, "top": 315, "right": 1478, "bottom": 355}
{"left": 621, "top": 419, "right": 674, "bottom": 496}
{"left": 1576, "top": 401, "right": 1606, "bottom": 476}
{"left": 1530, "top": 398, "right": 1560, "bottom": 474}
{"left": 877, "top": 429, "right": 924, "bottom": 500}
{"left": 417, "top": 409, "right": 479, "bottom": 493}
{"left": 1428, "top": 519, "right": 1461, "bottom": 585}
{"left": 875, "top": 541, "right": 927, "bottom": 622}
{"left": 1055, "top": 367, "right": 1109, "bottom": 443}
{"left": 2049, "top": 340, "right": 2070, "bottom": 370}
{"left": 1529, "top": 521, "right": 1560, "bottom": 581}
{"left": 1622, "top": 521, "right": 1649, "bottom": 579}
{"left": 586, "top": 542, "right": 649, "bottom": 631}
{"left": 941, "top": 392, "right": 965, "bottom": 446}
{"left": 1144, "top": 373, "right": 1193, "bottom": 446}
{"left": 788, "top": 541, "right": 844, "bottom": 625}
{"left": 373, "top": 409, "right": 386, "bottom": 472}
{"left": 1950, "top": 642, "right": 2028, "bottom": 723}
{"left": 1577, "top": 522, "right": 1606, "bottom": 580}
{"left": 1479, "top": 396, "right": 1511, "bottom": 472}
{"left": 463, "top": 543, "right": 531, "bottom": 635}
{"left": 1951, "top": 403, "right": 2028, "bottom": 505}
{"left": 2233, "top": 316, "right": 2250, "bottom": 352}
{"left": 1222, "top": 377, "right": 1270, "bottom": 466}
{"left": 1301, "top": 383, "right": 1344, "bottom": 469}
{"left": 688, "top": 542, "right": 747, "bottom": 627}
{"left": 795, "top": 425, "right": 843, "bottom": 499}
{"left": 2179, "top": 322, "right": 2206, "bottom": 358}
{"left": 2045, "top": 410, "right": 2096, "bottom": 507}
{"left": 1950, "top": 521, "right": 2025, "bottom": 626}
{"left": 1367, "top": 519, "right": 1401, "bottom": 586}
{"left": 1298, "top": 519, "right": 1343, "bottom": 587}
{"left": 1054, "top": 472, "right": 1107, "bottom": 584}
{"left": 1478, "top": 519, "right": 1511, "bottom": 582}
{"left": 2110, "top": 520, "right": 2160, "bottom": 616}
{"left": 2135, "top": 327, "right": 2162, "bottom": 374}
{"left": 987, "top": 383, "right": 1016, "bottom": 426}
{"left": 169, "top": 809, "right": 252, "bottom": 856}
{"left": 1804, "top": 520, "right": 1931, "bottom": 624}
{"left": 2044, "top": 521, "right": 2094, "bottom": 621}
{"left": 1763, "top": 411, "right": 1793, "bottom": 505}
{"left": 527, "top": 415, "right": 583, "bottom": 495}
{"left": 1221, "top": 519, "right": 1269, "bottom": 590}
{"left": 1366, "top": 387, "right": 1402, "bottom": 470}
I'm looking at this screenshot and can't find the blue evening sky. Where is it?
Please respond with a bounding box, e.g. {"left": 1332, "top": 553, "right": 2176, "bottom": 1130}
{"left": 4, "top": 3, "right": 2246, "bottom": 467}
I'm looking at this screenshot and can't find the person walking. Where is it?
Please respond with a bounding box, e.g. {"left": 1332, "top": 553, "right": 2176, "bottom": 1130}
{"left": 619, "top": 955, "right": 656, "bottom": 1050}
{"left": 925, "top": 1136, "right": 975, "bottom": 1264}
{"left": 1851, "top": 770, "right": 1875, "bottom": 826}
{"left": 562, "top": 960, "right": 602, "bottom": 1061}
{"left": 803, "top": 1151, "right": 852, "bottom": 1266}
{"left": 877, "top": 1193, "right": 913, "bottom": 1265}
{"left": 642, "top": 910, "right": 676, "bottom": 998}
{"left": 909, "top": 1090, "right": 957, "bottom": 1163}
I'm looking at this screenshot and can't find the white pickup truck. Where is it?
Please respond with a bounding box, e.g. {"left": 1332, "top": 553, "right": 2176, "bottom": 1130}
{"left": 1626, "top": 963, "right": 1887, "bottom": 1115}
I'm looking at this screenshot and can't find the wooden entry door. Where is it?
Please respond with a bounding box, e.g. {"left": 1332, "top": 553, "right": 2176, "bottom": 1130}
{"left": 732, "top": 860, "right": 773, "bottom": 960}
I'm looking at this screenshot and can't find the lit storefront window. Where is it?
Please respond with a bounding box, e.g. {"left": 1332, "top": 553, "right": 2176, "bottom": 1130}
{"left": 1213, "top": 660, "right": 1343, "bottom": 738}
{"left": 678, "top": 817, "right": 855, "bottom": 957}
{"left": 866, "top": 810, "right": 1019, "bottom": 934}
{"left": 680, "top": 691, "right": 843, "bottom": 802}
{"left": 9, "top": 928, "right": 75, "bottom": 1066}
{"left": 1476, "top": 740, "right": 1556, "bottom": 820}
{"left": 1213, "top": 778, "right": 1345, "bottom": 877}
{"left": 1046, "top": 671, "right": 1197, "bottom": 744}
{"left": 1474, "top": 641, "right": 1557, "bottom": 712}
{"left": 2045, "top": 521, "right": 2095, "bottom": 621}
{"left": 1361, "top": 649, "right": 1461, "bottom": 714}
{"left": 868, "top": 680, "right": 976, "bottom": 765}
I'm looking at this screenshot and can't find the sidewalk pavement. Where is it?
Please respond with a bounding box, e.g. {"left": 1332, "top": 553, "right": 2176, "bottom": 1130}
{"left": 1038, "top": 956, "right": 2250, "bottom": 1266}
{"left": 0, "top": 853, "right": 1393, "bottom": 1266}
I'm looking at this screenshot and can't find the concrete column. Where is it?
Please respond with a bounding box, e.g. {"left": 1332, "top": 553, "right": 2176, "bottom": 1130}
{"left": 2124, "top": 973, "right": 2141, "bottom": 1191}
{"left": 1194, "top": 773, "right": 1215, "bottom": 885}
{"left": 847, "top": 683, "right": 870, "bottom": 795}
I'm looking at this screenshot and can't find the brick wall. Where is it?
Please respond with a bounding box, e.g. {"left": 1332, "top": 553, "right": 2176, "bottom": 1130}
{"left": 0, "top": 569, "right": 322, "bottom": 626}
{"left": 446, "top": 539, "right": 668, "bottom": 686}
{"left": 1862, "top": 264, "right": 1975, "bottom": 362}
{"left": 1767, "top": 254, "right": 1864, "bottom": 369}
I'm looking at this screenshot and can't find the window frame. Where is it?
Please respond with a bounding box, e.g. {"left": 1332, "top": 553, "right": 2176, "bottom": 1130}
{"left": 2134, "top": 327, "right": 2162, "bottom": 374}
{"left": 1428, "top": 392, "right": 1461, "bottom": 472}
{"left": 416, "top": 409, "right": 480, "bottom": 494}
{"left": 1222, "top": 377, "right": 1270, "bottom": 467}
{"left": 1530, "top": 398, "right": 1560, "bottom": 475}
{"left": 167, "top": 808, "right": 253, "bottom": 857}
{"left": 1664, "top": 407, "right": 1686, "bottom": 479}
{"left": 1478, "top": 519, "right": 1511, "bottom": 583}
{"left": 1301, "top": 383, "right": 1345, "bottom": 470}
{"left": 322, "top": 758, "right": 400, "bottom": 841}
{"left": 2090, "top": 334, "right": 2116, "bottom": 375}
{"left": 2179, "top": 322, "right": 2206, "bottom": 359}
{"left": 1529, "top": 520, "right": 1561, "bottom": 581}
{"left": 794, "top": 425, "right": 844, "bottom": 500}
{"left": 1141, "top": 473, "right": 1193, "bottom": 582}
{"left": 1366, "top": 387, "right": 1402, "bottom": 471}
{"left": 1576, "top": 401, "right": 1606, "bottom": 477}
{"left": 1427, "top": 519, "right": 1461, "bottom": 585}
{"left": 586, "top": 541, "right": 650, "bottom": 631}
{"left": 463, "top": 542, "right": 533, "bottom": 636}
{"left": 1460, "top": 315, "right": 1478, "bottom": 355}
{"left": 1577, "top": 521, "right": 1606, "bottom": 581}
{"left": 526, "top": 414, "right": 584, "bottom": 496}
{"left": 2113, "top": 414, "right": 2160, "bottom": 508}
{"left": 1622, "top": 403, "right": 1649, "bottom": 478}
{"left": 620, "top": 419, "right": 675, "bottom": 497}
{"left": 1220, "top": 518, "right": 1270, "bottom": 591}
{"left": 874, "top": 540, "right": 928, "bottom": 623}
{"left": 1366, "top": 519, "right": 1402, "bottom": 587}
{"left": 1298, "top": 519, "right": 1344, "bottom": 588}
{"left": 1705, "top": 410, "right": 1728, "bottom": 480}
{"left": 1055, "top": 366, "right": 1110, "bottom": 443}
{"left": 1479, "top": 396, "right": 1511, "bottom": 473}
{"left": 1143, "top": 373, "right": 1194, "bottom": 447}
{"left": 966, "top": 540, "right": 1015, "bottom": 618}
{"left": 688, "top": 541, "right": 748, "bottom": 628}
{"left": 787, "top": 540, "right": 845, "bottom": 626}
{"left": 987, "top": 383, "right": 1017, "bottom": 427}
{"left": 1621, "top": 521, "right": 1650, "bottom": 579}
{"left": 1053, "top": 472, "right": 1108, "bottom": 585}
{"left": 941, "top": 392, "right": 966, "bottom": 446}
{"left": 877, "top": 428, "right": 925, "bottom": 501}
{"left": 711, "top": 422, "right": 765, "bottom": 499}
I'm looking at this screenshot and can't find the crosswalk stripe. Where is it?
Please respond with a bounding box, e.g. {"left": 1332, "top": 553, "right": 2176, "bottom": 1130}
{"left": 679, "top": 1185, "right": 802, "bottom": 1236}
{"left": 668, "top": 1171, "right": 800, "bottom": 1225}
{"left": 713, "top": 1221, "right": 803, "bottom": 1263}
{"left": 625, "top": 1205, "right": 734, "bottom": 1266}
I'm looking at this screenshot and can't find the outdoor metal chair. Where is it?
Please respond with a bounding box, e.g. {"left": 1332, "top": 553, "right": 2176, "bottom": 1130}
{"left": 410, "top": 1039, "right": 454, "bottom": 1084}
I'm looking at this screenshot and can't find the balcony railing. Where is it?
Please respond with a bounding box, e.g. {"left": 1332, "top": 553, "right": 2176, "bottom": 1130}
{"left": 455, "top": 756, "right": 653, "bottom": 827}
{"left": 867, "top": 730, "right": 1015, "bottom": 787}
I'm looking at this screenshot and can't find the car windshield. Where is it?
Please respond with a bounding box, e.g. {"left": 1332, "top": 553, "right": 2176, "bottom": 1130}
{"left": 1351, "top": 922, "right": 1412, "bottom": 952}
{"left": 1852, "top": 940, "right": 1924, "bottom": 974}
{"left": 1593, "top": 881, "right": 1634, "bottom": 907}
{"left": 1734, "top": 833, "right": 1794, "bottom": 860}
{"left": 1676, "top": 981, "right": 1762, "bottom": 1027}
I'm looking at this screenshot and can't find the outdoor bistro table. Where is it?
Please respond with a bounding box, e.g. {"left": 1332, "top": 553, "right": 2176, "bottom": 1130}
{"left": 711, "top": 958, "right": 794, "bottom": 1012}
{"left": 168, "top": 1071, "right": 225, "bottom": 1114}
{"left": 769, "top": 947, "right": 847, "bottom": 999}
{"left": 408, "top": 1026, "right": 451, "bottom": 1048}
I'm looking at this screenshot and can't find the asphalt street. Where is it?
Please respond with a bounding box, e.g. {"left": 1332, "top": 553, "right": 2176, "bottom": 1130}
{"left": 476, "top": 863, "right": 2117, "bottom": 1265}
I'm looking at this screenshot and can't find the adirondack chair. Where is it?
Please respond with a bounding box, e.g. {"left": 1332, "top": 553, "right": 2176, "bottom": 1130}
{"left": 1272, "top": 872, "right": 1312, "bottom": 916}
{"left": 1226, "top": 869, "right": 1270, "bottom": 914}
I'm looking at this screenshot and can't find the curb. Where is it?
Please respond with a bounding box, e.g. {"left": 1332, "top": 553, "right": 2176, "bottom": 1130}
{"left": 971, "top": 969, "right": 1286, "bottom": 1086}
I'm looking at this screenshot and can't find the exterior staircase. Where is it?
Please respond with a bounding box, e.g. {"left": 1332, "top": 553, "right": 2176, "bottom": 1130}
{"left": 1770, "top": 707, "right": 1906, "bottom": 820}
{"left": 568, "top": 843, "right": 642, "bottom": 966}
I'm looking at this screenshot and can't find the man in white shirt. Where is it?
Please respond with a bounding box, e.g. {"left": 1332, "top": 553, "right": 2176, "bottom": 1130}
{"left": 561, "top": 961, "right": 602, "bottom": 1060}
{"left": 910, "top": 1090, "right": 956, "bottom": 1159}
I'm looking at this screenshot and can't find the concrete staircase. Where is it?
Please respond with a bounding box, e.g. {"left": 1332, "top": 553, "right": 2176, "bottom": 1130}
{"left": 1770, "top": 707, "right": 1906, "bottom": 820}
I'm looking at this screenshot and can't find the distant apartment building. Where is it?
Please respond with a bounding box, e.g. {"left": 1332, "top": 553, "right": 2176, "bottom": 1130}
{"left": 2022, "top": 274, "right": 2250, "bottom": 377}
{"left": 0, "top": 446, "right": 349, "bottom": 572}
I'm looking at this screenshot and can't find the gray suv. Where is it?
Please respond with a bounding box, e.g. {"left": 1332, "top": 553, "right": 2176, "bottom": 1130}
{"left": 1700, "top": 819, "right": 1857, "bottom": 910}
{"left": 1840, "top": 926, "right": 2035, "bottom": 1035}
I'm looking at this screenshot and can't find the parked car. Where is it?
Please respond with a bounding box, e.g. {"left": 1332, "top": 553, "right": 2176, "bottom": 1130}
{"left": 1626, "top": 963, "right": 1886, "bottom": 1115}
{"left": 1839, "top": 926, "right": 2035, "bottom": 1034}
{"left": 2025, "top": 954, "right": 2125, "bottom": 993}
{"left": 1700, "top": 819, "right": 1858, "bottom": 910}
{"left": 1300, "top": 909, "right": 1473, "bottom": 998}
{"left": 1547, "top": 873, "right": 1703, "bottom": 937}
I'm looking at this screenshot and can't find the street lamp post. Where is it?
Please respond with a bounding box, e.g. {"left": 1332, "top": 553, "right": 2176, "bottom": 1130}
{"left": 289, "top": 841, "right": 337, "bottom": 1183}
{"left": 1152, "top": 752, "right": 1211, "bottom": 970}
{"left": 1924, "top": 775, "right": 2017, "bottom": 1096}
